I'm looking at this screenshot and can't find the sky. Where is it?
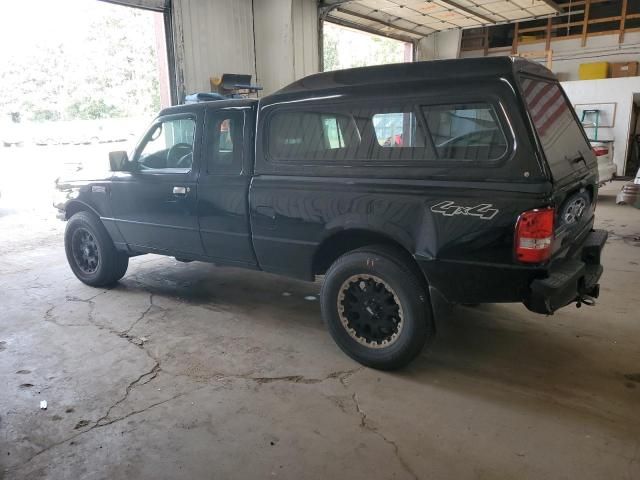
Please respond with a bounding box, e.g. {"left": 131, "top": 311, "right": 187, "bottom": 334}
{"left": 0, "top": 0, "right": 113, "bottom": 63}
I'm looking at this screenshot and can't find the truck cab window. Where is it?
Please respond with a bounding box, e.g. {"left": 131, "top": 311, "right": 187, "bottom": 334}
{"left": 422, "top": 103, "right": 507, "bottom": 161}
{"left": 137, "top": 117, "right": 195, "bottom": 172}
{"left": 372, "top": 112, "right": 422, "bottom": 148}
{"left": 208, "top": 111, "right": 244, "bottom": 174}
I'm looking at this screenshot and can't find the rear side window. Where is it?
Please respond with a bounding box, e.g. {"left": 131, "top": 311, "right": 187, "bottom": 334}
{"left": 268, "top": 111, "right": 361, "bottom": 162}
{"left": 266, "top": 102, "right": 508, "bottom": 164}
{"left": 207, "top": 110, "right": 244, "bottom": 174}
{"left": 520, "top": 78, "right": 591, "bottom": 179}
{"left": 422, "top": 104, "right": 507, "bottom": 161}
{"left": 372, "top": 112, "right": 423, "bottom": 147}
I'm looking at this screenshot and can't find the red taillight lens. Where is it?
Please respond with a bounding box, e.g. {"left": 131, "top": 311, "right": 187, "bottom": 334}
{"left": 592, "top": 146, "right": 608, "bottom": 156}
{"left": 515, "top": 207, "right": 555, "bottom": 263}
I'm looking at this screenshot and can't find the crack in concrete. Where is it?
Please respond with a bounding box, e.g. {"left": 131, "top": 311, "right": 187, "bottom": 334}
{"left": 42, "top": 292, "right": 165, "bottom": 429}
{"left": 121, "top": 293, "right": 157, "bottom": 335}
{"left": 9, "top": 289, "right": 181, "bottom": 474}
{"left": 93, "top": 363, "right": 161, "bottom": 427}
{"left": 62, "top": 292, "right": 160, "bottom": 350}
{"left": 250, "top": 368, "right": 361, "bottom": 385}
{"left": 44, "top": 304, "right": 90, "bottom": 328}
{"left": 350, "top": 392, "right": 419, "bottom": 480}
{"left": 9, "top": 388, "right": 200, "bottom": 473}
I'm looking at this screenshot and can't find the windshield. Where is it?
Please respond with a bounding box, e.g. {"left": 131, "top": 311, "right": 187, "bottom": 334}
{"left": 520, "top": 77, "right": 591, "bottom": 180}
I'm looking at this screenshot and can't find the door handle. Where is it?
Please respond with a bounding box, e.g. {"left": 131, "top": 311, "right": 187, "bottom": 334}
{"left": 173, "top": 186, "right": 190, "bottom": 196}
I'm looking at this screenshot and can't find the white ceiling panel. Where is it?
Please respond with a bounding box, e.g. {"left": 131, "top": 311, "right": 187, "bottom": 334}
{"left": 360, "top": 0, "right": 398, "bottom": 9}
{"left": 325, "top": 0, "right": 560, "bottom": 39}
{"left": 527, "top": 4, "right": 557, "bottom": 15}
{"left": 378, "top": 5, "right": 414, "bottom": 15}
{"left": 511, "top": 0, "right": 538, "bottom": 9}
{"left": 411, "top": 2, "right": 449, "bottom": 14}
{"left": 502, "top": 8, "right": 538, "bottom": 19}
{"left": 450, "top": 17, "right": 483, "bottom": 26}
{"left": 480, "top": 1, "right": 522, "bottom": 13}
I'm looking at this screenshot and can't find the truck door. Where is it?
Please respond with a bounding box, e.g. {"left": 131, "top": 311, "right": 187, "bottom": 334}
{"left": 197, "top": 107, "right": 257, "bottom": 266}
{"left": 110, "top": 112, "right": 204, "bottom": 257}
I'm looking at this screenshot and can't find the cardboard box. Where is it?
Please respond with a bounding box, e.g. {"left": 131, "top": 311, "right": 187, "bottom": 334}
{"left": 579, "top": 62, "right": 609, "bottom": 80}
{"left": 610, "top": 62, "right": 638, "bottom": 78}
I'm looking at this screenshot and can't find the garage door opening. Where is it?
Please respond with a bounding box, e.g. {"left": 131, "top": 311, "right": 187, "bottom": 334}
{"left": 0, "top": 0, "right": 171, "bottom": 242}
{"left": 322, "top": 22, "right": 413, "bottom": 72}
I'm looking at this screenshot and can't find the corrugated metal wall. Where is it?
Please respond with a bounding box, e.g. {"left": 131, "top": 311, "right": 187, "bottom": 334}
{"left": 172, "top": 0, "right": 257, "bottom": 100}
{"left": 253, "top": 0, "right": 294, "bottom": 96}
{"left": 172, "top": 0, "right": 318, "bottom": 100}
{"left": 252, "top": 0, "right": 319, "bottom": 95}
{"left": 291, "top": 0, "right": 318, "bottom": 81}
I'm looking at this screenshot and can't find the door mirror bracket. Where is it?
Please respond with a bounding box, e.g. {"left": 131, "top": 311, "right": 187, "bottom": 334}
{"left": 109, "top": 151, "right": 130, "bottom": 171}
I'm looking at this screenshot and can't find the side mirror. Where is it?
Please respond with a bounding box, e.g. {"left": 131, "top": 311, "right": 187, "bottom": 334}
{"left": 109, "top": 151, "right": 130, "bottom": 171}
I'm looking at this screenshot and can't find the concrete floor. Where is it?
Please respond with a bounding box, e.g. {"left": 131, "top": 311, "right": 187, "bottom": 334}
{"left": 1, "top": 181, "right": 639, "bottom": 480}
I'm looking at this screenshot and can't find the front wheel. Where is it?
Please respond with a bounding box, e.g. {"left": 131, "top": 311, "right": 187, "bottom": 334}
{"left": 320, "top": 245, "right": 433, "bottom": 370}
{"left": 65, "top": 211, "right": 129, "bottom": 286}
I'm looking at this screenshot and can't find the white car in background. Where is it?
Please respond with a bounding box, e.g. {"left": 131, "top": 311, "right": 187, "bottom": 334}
{"left": 591, "top": 140, "right": 616, "bottom": 184}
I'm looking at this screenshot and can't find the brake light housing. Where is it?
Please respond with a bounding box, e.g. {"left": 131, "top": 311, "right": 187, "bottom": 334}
{"left": 515, "top": 207, "right": 555, "bottom": 263}
{"left": 592, "top": 146, "right": 608, "bottom": 156}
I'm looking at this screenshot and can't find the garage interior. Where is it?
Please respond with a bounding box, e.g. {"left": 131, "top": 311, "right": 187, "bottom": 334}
{"left": 1, "top": 1, "right": 640, "bottom": 479}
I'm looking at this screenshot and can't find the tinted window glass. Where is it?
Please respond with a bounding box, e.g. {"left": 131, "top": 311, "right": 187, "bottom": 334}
{"left": 267, "top": 103, "right": 506, "bottom": 164}
{"left": 268, "top": 111, "right": 360, "bottom": 161}
{"left": 322, "top": 115, "right": 345, "bottom": 148}
{"left": 137, "top": 117, "right": 195, "bottom": 172}
{"left": 267, "top": 107, "right": 429, "bottom": 162}
{"left": 422, "top": 104, "right": 507, "bottom": 161}
{"left": 373, "top": 112, "right": 423, "bottom": 147}
{"left": 520, "top": 78, "right": 591, "bottom": 179}
{"left": 208, "top": 111, "right": 243, "bottom": 174}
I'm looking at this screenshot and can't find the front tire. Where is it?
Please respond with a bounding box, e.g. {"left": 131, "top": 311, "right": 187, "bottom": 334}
{"left": 65, "top": 211, "right": 129, "bottom": 286}
{"left": 320, "top": 245, "right": 433, "bottom": 370}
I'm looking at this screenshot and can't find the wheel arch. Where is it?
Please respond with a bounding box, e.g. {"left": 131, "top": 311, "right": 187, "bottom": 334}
{"left": 311, "top": 228, "right": 428, "bottom": 287}
{"left": 64, "top": 200, "right": 100, "bottom": 221}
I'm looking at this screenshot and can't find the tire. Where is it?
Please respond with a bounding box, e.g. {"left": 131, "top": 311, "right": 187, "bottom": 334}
{"left": 320, "top": 245, "right": 433, "bottom": 370}
{"left": 65, "top": 211, "right": 129, "bottom": 286}
{"left": 558, "top": 191, "right": 590, "bottom": 229}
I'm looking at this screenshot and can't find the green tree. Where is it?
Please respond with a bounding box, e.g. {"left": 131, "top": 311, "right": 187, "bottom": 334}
{"left": 322, "top": 22, "right": 408, "bottom": 72}
{"left": 0, "top": 2, "right": 161, "bottom": 122}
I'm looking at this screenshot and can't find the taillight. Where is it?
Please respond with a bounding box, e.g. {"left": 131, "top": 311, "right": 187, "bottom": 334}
{"left": 515, "top": 207, "right": 555, "bottom": 263}
{"left": 592, "top": 146, "right": 608, "bottom": 156}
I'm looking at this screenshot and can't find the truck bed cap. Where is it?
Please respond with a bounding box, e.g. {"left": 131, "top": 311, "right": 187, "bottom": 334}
{"left": 272, "top": 57, "right": 555, "bottom": 99}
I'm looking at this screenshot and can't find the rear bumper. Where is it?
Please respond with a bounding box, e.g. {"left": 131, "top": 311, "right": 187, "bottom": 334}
{"left": 525, "top": 229, "right": 607, "bottom": 314}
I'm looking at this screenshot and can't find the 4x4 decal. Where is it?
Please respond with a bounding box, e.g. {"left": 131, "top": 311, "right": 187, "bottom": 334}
{"left": 431, "top": 201, "right": 499, "bottom": 220}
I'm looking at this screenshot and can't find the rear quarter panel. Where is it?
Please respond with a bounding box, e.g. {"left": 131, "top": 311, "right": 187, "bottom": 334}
{"left": 250, "top": 176, "right": 552, "bottom": 302}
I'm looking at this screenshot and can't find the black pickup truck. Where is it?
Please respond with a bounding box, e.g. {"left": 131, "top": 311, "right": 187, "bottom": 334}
{"left": 54, "top": 57, "right": 607, "bottom": 370}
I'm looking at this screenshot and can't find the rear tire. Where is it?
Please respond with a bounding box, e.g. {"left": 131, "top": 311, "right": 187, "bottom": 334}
{"left": 320, "top": 245, "right": 433, "bottom": 370}
{"left": 65, "top": 211, "right": 129, "bottom": 286}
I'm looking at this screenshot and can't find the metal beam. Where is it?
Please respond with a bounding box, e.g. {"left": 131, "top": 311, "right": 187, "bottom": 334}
{"left": 335, "top": 7, "right": 425, "bottom": 37}
{"left": 318, "top": 0, "right": 358, "bottom": 18}
{"left": 325, "top": 16, "right": 418, "bottom": 43}
{"left": 437, "top": 0, "right": 494, "bottom": 24}
{"left": 319, "top": 0, "right": 359, "bottom": 6}
{"left": 539, "top": 0, "right": 563, "bottom": 13}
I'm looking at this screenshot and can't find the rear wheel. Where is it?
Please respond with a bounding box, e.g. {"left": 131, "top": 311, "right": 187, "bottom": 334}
{"left": 65, "top": 211, "right": 129, "bottom": 286}
{"left": 320, "top": 245, "right": 433, "bottom": 370}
